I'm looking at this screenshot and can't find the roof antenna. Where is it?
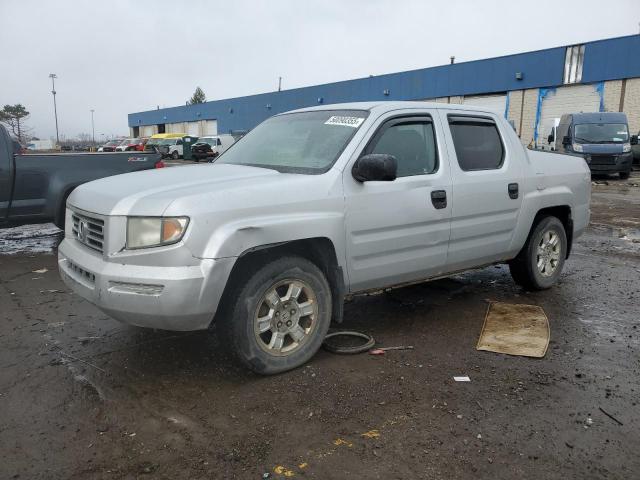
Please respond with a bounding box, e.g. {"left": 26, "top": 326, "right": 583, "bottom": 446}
{"left": 278, "top": 76, "right": 282, "bottom": 92}
{"left": 450, "top": 56, "right": 455, "bottom": 64}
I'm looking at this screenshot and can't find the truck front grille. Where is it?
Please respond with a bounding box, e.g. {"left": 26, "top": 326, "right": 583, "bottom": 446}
{"left": 71, "top": 211, "right": 105, "bottom": 253}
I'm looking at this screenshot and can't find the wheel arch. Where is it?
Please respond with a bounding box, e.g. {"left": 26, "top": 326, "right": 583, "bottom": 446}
{"left": 523, "top": 205, "right": 573, "bottom": 258}
{"left": 215, "top": 237, "right": 346, "bottom": 326}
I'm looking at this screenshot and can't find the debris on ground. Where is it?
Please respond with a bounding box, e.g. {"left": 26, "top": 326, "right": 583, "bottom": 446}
{"left": 322, "top": 330, "right": 375, "bottom": 354}
{"left": 369, "top": 346, "right": 414, "bottom": 355}
{"left": 599, "top": 407, "right": 624, "bottom": 426}
{"left": 454, "top": 376, "right": 471, "bottom": 382}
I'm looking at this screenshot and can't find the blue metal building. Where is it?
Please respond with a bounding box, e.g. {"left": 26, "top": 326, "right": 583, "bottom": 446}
{"left": 128, "top": 34, "right": 640, "bottom": 145}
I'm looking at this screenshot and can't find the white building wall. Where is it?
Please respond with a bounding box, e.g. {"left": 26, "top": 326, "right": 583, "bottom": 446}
{"left": 535, "top": 84, "right": 601, "bottom": 148}
{"left": 462, "top": 94, "right": 508, "bottom": 116}
{"left": 186, "top": 121, "right": 199, "bottom": 136}
{"left": 203, "top": 120, "right": 218, "bottom": 135}
{"left": 166, "top": 122, "right": 186, "bottom": 134}
{"left": 622, "top": 78, "right": 640, "bottom": 134}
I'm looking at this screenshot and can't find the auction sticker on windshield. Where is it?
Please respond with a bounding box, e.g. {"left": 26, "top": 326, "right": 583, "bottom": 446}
{"left": 325, "top": 116, "right": 365, "bottom": 128}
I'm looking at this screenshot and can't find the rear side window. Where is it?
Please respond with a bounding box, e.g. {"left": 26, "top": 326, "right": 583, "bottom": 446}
{"left": 366, "top": 118, "right": 438, "bottom": 177}
{"left": 448, "top": 116, "right": 504, "bottom": 171}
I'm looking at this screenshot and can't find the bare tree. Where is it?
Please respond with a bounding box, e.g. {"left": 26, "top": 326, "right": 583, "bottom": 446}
{"left": 0, "top": 104, "right": 31, "bottom": 142}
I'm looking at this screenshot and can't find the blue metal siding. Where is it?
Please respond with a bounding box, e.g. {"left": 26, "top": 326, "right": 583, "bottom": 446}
{"left": 582, "top": 35, "right": 640, "bottom": 82}
{"left": 129, "top": 35, "right": 640, "bottom": 134}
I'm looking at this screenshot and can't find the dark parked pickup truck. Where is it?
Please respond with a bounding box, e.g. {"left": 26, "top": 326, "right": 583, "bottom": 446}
{"left": 0, "top": 125, "right": 164, "bottom": 229}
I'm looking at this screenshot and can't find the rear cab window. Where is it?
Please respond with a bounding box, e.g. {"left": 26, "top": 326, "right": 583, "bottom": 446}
{"left": 447, "top": 115, "right": 504, "bottom": 171}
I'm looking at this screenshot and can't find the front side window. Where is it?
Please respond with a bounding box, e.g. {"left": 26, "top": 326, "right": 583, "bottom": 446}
{"left": 574, "top": 123, "right": 629, "bottom": 144}
{"left": 448, "top": 116, "right": 504, "bottom": 171}
{"left": 217, "top": 110, "right": 369, "bottom": 174}
{"left": 366, "top": 120, "right": 438, "bottom": 177}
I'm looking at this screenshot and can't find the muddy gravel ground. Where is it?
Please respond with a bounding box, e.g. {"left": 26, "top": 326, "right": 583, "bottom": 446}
{"left": 1, "top": 173, "right": 639, "bottom": 480}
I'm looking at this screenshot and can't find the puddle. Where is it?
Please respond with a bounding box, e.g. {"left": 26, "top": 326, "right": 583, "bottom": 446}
{"left": 618, "top": 227, "right": 640, "bottom": 244}
{"left": 0, "top": 223, "right": 63, "bottom": 255}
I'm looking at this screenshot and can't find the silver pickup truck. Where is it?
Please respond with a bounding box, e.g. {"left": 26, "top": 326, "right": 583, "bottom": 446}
{"left": 58, "top": 102, "right": 591, "bottom": 374}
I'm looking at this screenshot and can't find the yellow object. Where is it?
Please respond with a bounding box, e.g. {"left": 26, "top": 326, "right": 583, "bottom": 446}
{"left": 274, "top": 465, "right": 295, "bottom": 477}
{"left": 333, "top": 438, "right": 353, "bottom": 447}
{"left": 298, "top": 463, "right": 308, "bottom": 469}
{"left": 476, "top": 302, "right": 550, "bottom": 358}
{"left": 361, "top": 429, "right": 380, "bottom": 439}
{"left": 149, "top": 133, "right": 186, "bottom": 139}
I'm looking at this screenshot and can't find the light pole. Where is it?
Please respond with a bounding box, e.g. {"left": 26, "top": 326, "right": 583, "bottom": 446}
{"left": 49, "top": 73, "right": 60, "bottom": 145}
{"left": 90, "top": 109, "right": 95, "bottom": 145}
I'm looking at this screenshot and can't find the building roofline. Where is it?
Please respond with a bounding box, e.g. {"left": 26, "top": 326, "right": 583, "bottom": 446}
{"left": 130, "top": 33, "right": 640, "bottom": 117}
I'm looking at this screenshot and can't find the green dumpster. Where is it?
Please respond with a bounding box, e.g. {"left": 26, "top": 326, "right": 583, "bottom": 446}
{"left": 181, "top": 135, "right": 199, "bottom": 161}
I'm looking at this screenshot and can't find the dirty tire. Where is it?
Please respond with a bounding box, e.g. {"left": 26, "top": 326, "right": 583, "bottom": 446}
{"left": 509, "top": 216, "right": 567, "bottom": 290}
{"left": 222, "top": 256, "right": 332, "bottom": 375}
{"left": 171, "top": 150, "right": 179, "bottom": 160}
{"left": 620, "top": 171, "right": 630, "bottom": 180}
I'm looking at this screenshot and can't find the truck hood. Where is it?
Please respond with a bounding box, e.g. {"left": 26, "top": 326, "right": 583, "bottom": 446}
{"left": 579, "top": 143, "right": 627, "bottom": 155}
{"left": 68, "top": 164, "right": 285, "bottom": 216}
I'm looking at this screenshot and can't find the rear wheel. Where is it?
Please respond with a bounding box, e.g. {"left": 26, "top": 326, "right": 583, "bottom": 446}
{"left": 509, "top": 216, "right": 567, "bottom": 290}
{"left": 620, "top": 171, "right": 630, "bottom": 180}
{"left": 220, "top": 256, "right": 332, "bottom": 374}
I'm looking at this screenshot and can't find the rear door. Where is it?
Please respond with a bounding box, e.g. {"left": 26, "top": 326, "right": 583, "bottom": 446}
{"left": 439, "top": 111, "right": 524, "bottom": 272}
{"left": 344, "top": 110, "right": 452, "bottom": 292}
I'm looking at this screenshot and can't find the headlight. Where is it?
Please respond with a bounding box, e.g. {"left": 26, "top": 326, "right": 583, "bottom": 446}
{"left": 126, "top": 217, "right": 189, "bottom": 249}
{"left": 623, "top": 143, "right": 631, "bottom": 153}
{"left": 572, "top": 143, "right": 584, "bottom": 153}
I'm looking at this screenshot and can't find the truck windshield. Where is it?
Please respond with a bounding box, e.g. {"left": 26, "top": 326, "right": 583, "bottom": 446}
{"left": 574, "top": 123, "right": 629, "bottom": 144}
{"left": 216, "top": 110, "right": 369, "bottom": 174}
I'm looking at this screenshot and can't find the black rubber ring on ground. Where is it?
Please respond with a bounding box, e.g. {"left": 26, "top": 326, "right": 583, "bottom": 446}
{"left": 322, "top": 330, "right": 375, "bottom": 355}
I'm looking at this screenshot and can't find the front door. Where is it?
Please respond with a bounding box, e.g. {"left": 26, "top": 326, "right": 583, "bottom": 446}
{"left": 344, "top": 111, "right": 452, "bottom": 292}
{"left": 439, "top": 111, "right": 524, "bottom": 272}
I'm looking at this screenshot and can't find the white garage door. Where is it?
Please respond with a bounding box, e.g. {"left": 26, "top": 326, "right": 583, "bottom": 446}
{"left": 186, "top": 121, "right": 199, "bottom": 136}
{"left": 167, "top": 122, "right": 186, "bottom": 134}
{"left": 536, "top": 84, "right": 601, "bottom": 148}
{"left": 463, "top": 94, "right": 508, "bottom": 116}
{"left": 204, "top": 120, "right": 217, "bottom": 136}
{"left": 141, "top": 125, "right": 155, "bottom": 137}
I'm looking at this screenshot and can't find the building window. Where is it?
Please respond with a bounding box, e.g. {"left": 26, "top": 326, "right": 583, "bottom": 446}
{"left": 563, "top": 45, "right": 585, "bottom": 84}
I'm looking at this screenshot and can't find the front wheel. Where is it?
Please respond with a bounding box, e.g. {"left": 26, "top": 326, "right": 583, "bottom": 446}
{"left": 620, "top": 171, "right": 630, "bottom": 180}
{"left": 509, "top": 216, "right": 567, "bottom": 290}
{"left": 221, "top": 256, "right": 332, "bottom": 374}
{"left": 171, "top": 150, "right": 179, "bottom": 160}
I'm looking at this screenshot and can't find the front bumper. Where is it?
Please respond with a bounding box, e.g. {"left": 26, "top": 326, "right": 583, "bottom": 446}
{"left": 58, "top": 238, "right": 235, "bottom": 331}
{"left": 586, "top": 152, "right": 633, "bottom": 172}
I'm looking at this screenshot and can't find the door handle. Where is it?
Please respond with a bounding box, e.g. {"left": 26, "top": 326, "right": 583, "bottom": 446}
{"left": 508, "top": 183, "right": 519, "bottom": 199}
{"left": 431, "top": 190, "right": 447, "bottom": 209}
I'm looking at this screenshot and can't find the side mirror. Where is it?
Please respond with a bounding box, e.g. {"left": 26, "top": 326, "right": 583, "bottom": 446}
{"left": 352, "top": 154, "right": 397, "bottom": 182}
{"left": 547, "top": 134, "right": 554, "bottom": 144}
{"left": 562, "top": 135, "right": 571, "bottom": 146}
{"left": 631, "top": 135, "right": 638, "bottom": 145}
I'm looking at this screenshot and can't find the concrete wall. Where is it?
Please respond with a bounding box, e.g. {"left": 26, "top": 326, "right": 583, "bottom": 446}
{"left": 622, "top": 78, "right": 640, "bottom": 134}
{"left": 603, "top": 80, "right": 623, "bottom": 112}
{"left": 602, "top": 78, "right": 639, "bottom": 131}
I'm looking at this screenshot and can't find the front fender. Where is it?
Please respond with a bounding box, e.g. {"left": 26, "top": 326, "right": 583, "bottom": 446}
{"left": 197, "top": 212, "right": 347, "bottom": 268}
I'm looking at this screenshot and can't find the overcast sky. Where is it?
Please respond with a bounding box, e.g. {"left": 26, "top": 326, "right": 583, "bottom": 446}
{"left": 1, "top": 0, "right": 639, "bottom": 140}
